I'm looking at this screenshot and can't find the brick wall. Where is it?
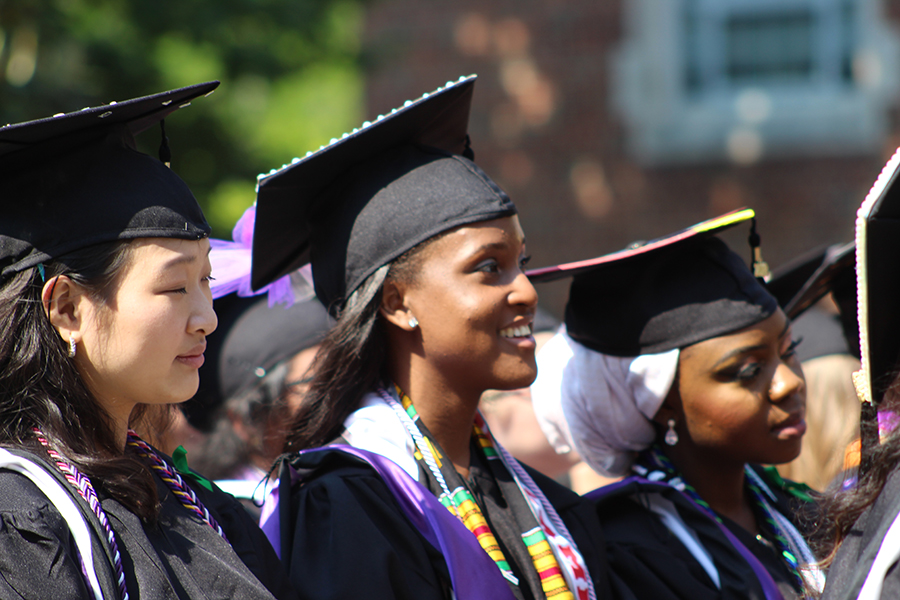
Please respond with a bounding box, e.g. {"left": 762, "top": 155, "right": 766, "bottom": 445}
{"left": 363, "top": 0, "right": 900, "bottom": 316}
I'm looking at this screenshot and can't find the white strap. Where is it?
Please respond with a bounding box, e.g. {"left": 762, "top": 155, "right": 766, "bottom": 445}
{"left": 642, "top": 493, "right": 721, "bottom": 589}
{"left": 0, "top": 448, "right": 106, "bottom": 600}
{"left": 859, "top": 507, "right": 900, "bottom": 600}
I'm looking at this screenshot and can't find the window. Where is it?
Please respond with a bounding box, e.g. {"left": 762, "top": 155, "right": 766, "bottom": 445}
{"left": 612, "top": 0, "right": 900, "bottom": 164}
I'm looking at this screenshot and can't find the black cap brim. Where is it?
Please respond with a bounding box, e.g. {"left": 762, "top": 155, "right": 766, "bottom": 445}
{"left": 0, "top": 81, "right": 219, "bottom": 158}
{"left": 251, "top": 76, "right": 477, "bottom": 292}
{"left": 858, "top": 149, "right": 900, "bottom": 404}
{"left": 527, "top": 209, "right": 777, "bottom": 356}
{"left": 768, "top": 242, "right": 855, "bottom": 320}
{"left": 527, "top": 208, "right": 756, "bottom": 283}
{"left": 0, "top": 82, "right": 218, "bottom": 282}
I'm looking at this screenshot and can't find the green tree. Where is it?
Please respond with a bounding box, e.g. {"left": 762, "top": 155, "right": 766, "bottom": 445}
{"left": 0, "top": 0, "right": 365, "bottom": 236}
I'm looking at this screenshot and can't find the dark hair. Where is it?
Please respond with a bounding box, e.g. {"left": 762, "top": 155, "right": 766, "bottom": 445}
{"left": 0, "top": 241, "right": 160, "bottom": 521}
{"left": 816, "top": 376, "right": 900, "bottom": 563}
{"left": 283, "top": 235, "right": 441, "bottom": 452}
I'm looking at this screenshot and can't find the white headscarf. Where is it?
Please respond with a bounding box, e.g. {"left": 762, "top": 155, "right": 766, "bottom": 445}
{"left": 531, "top": 327, "right": 680, "bottom": 477}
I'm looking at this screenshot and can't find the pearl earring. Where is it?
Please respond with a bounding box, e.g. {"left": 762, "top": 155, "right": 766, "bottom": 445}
{"left": 68, "top": 335, "right": 77, "bottom": 359}
{"left": 664, "top": 419, "right": 679, "bottom": 446}
{"left": 408, "top": 316, "right": 418, "bottom": 329}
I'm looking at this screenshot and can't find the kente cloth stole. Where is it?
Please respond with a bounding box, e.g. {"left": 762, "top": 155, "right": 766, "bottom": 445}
{"left": 396, "top": 387, "right": 575, "bottom": 600}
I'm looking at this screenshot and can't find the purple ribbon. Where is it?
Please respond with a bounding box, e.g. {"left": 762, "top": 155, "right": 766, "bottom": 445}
{"left": 262, "top": 445, "right": 517, "bottom": 600}
{"left": 588, "top": 476, "right": 786, "bottom": 600}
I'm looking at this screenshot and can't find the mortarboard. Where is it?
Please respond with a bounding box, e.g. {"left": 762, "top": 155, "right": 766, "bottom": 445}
{"left": 767, "top": 242, "right": 858, "bottom": 361}
{"left": 251, "top": 75, "right": 517, "bottom": 315}
{"left": 852, "top": 147, "right": 900, "bottom": 472}
{"left": 767, "top": 242, "right": 855, "bottom": 320}
{"left": 184, "top": 293, "right": 333, "bottom": 431}
{"left": 855, "top": 148, "right": 900, "bottom": 408}
{"left": 527, "top": 208, "right": 778, "bottom": 356}
{"left": 0, "top": 81, "right": 219, "bottom": 283}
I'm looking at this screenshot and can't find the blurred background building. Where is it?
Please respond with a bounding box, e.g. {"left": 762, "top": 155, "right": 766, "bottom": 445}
{"left": 363, "top": 0, "right": 900, "bottom": 314}
{"left": 3, "top": 0, "right": 900, "bottom": 316}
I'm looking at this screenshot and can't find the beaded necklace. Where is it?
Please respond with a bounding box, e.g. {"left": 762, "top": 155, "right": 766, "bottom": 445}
{"left": 126, "top": 430, "right": 228, "bottom": 542}
{"left": 34, "top": 429, "right": 130, "bottom": 600}
{"left": 638, "top": 445, "right": 805, "bottom": 591}
{"left": 379, "top": 386, "right": 577, "bottom": 600}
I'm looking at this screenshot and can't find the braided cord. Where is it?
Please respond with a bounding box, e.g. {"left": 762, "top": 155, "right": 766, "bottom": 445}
{"left": 743, "top": 471, "right": 805, "bottom": 590}
{"left": 377, "top": 386, "right": 456, "bottom": 503}
{"left": 34, "top": 429, "right": 130, "bottom": 600}
{"left": 125, "top": 431, "right": 228, "bottom": 542}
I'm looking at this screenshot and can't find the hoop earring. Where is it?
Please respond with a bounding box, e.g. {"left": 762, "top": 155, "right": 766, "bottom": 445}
{"left": 664, "top": 419, "right": 678, "bottom": 446}
{"left": 408, "top": 316, "right": 418, "bottom": 329}
{"left": 68, "top": 335, "right": 77, "bottom": 359}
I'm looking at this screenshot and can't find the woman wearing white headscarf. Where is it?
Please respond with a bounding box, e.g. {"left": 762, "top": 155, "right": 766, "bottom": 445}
{"left": 530, "top": 210, "right": 822, "bottom": 600}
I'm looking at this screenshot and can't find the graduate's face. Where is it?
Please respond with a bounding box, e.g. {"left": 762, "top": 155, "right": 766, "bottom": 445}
{"left": 397, "top": 215, "right": 539, "bottom": 394}
{"left": 669, "top": 309, "right": 806, "bottom": 467}
{"left": 76, "top": 238, "right": 217, "bottom": 425}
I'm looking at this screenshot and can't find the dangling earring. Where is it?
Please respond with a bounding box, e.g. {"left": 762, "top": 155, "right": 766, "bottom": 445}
{"left": 408, "top": 316, "right": 419, "bottom": 329}
{"left": 68, "top": 335, "right": 77, "bottom": 359}
{"left": 665, "top": 419, "right": 679, "bottom": 446}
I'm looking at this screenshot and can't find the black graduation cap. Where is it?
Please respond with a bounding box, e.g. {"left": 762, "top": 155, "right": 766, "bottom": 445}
{"left": 856, "top": 148, "right": 900, "bottom": 407}
{"left": 527, "top": 209, "right": 778, "bottom": 356}
{"left": 251, "top": 75, "right": 517, "bottom": 315}
{"left": 767, "top": 242, "right": 858, "bottom": 361}
{"left": 853, "top": 148, "right": 900, "bottom": 474}
{"left": 184, "top": 293, "right": 333, "bottom": 432}
{"left": 767, "top": 242, "right": 855, "bottom": 320}
{"left": 0, "top": 81, "right": 219, "bottom": 283}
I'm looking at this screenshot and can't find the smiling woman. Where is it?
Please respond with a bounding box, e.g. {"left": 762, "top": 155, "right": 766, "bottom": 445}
{"left": 381, "top": 217, "right": 539, "bottom": 432}
{"left": 530, "top": 211, "right": 822, "bottom": 600}
{"left": 252, "top": 77, "right": 607, "bottom": 600}
{"left": 0, "top": 84, "right": 296, "bottom": 599}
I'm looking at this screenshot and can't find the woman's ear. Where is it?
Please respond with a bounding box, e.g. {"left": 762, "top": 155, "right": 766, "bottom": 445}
{"left": 42, "top": 275, "right": 85, "bottom": 344}
{"left": 379, "top": 278, "right": 417, "bottom": 331}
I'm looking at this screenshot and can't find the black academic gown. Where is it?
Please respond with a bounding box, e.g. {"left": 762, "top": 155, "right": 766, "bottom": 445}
{"left": 823, "top": 468, "right": 900, "bottom": 599}
{"left": 0, "top": 448, "right": 296, "bottom": 600}
{"left": 592, "top": 467, "right": 816, "bottom": 600}
{"left": 276, "top": 448, "right": 609, "bottom": 600}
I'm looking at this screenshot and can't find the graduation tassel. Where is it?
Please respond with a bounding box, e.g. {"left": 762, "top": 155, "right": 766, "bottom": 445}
{"left": 158, "top": 119, "right": 172, "bottom": 168}
{"left": 748, "top": 218, "right": 770, "bottom": 280}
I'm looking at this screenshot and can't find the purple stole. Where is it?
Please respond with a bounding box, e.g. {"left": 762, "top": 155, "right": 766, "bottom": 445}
{"left": 262, "top": 445, "right": 517, "bottom": 600}
{"left": 587, "top": 476, "right": 786, "bottom": 600}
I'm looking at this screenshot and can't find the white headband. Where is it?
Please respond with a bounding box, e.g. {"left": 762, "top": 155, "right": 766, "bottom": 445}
{"left": 531, "top": 327, "right": 680, "bottom": 477}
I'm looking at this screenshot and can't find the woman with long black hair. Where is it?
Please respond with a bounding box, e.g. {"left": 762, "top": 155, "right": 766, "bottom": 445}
{"left": 253, "top": 76, "right": 606, "bottom": 600}
{"left": 0, "top": 84, "right": 295, "bottom": 599}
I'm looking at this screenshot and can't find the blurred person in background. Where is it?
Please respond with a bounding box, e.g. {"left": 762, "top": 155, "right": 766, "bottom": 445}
{"left": 181, "top": 291, "right": 332, "bottom": 515}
